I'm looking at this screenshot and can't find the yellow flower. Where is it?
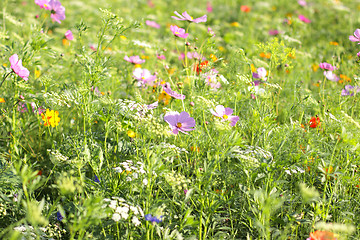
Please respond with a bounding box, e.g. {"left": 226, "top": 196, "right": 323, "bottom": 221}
{"left": 230, "top": 22, "right": 240, "bottom": 27}
{"left": 127, "top": 130, "right": 136, "bottom": 138}
{"left": 312, "top": 64, "right": 319, "bottom": 72}
{"left": 41, "top": 109, "right": 60, "bottom": 127}
{"left": 250, "top": 64, "right": 256, "bottom": 72}
{"left": 330, "top": 41, "right": 339, "bottom": 46}
{"left": 120, "top": 35, "right": 127, "bottom": 40}
{"left": 158, "top": 91, "right": 171, "bottom": 105}
{"left": 209, "top": 54, "right": 217, "bottom": 62}
{"left": 35, "top": 69, "right": 41, "bottom": 78}
{"left": 0, "top": 98, "right": 5, "bottom": 103}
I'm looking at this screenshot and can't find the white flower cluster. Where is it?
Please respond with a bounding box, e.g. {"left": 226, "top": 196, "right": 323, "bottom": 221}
{"left": 229, "top": 145, "right": 273, "bottom": 166}
{"left": 150, "top": 142, "right": 189, "bottom": 154}
{"left": 113, "top": 160, "right": 148, "bottom": 185}
{"left": 285, "top": 166, "right": 305, "bottom": 175}
{"left": 47, "top": 149, "right": 69, "bottom": 163}
{"left": 104, "top": 197, "right": 144, "bottom": 226}
{"left": 165, "top": 171, "right": 191, "bottom": 192}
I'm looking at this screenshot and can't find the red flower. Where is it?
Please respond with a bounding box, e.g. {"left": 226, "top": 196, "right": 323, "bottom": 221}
{"left": 307, "top": 230, "right": 336, "bottom": 240}
{"left": 195, "top": 60, "right": 209, "bottom": 74}
{"left": 309, "top": 117, "right": 321, "bottom": 128}
{"left": 241, "top": 5, "right": 251, "bottom": 12}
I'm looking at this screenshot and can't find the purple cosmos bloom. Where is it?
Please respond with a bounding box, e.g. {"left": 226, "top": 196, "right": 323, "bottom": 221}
{"left": 170, "top": 25, "right": 189, "bottom": 38}
{"left": 319, "top": 62, "right": 337, "bottom": 71}
{"left": 145, "top": 20, "right": 160, "bottom": 29}
{"left": 9, "top": 54, "right": 30, "bottom": 81}
{"left": 164, "top": 111, "right": 195, "bottom": 135}
{"left": 341, "top": 85, "right": 360, "bottom": 96}
{"left": 323, "top": 71, "right": 339, "bottom": 81}
{"left": 47, "top": 0, "right": 65, "bottom": 24}
{"left": 252, "top": 67, "right": 267, "bottom": 81}
{"left": 298, "top": 15, "right": 311, "bottom": 23}
{"left": 57, "top": 211, "right": 64, "bottom": 221}
{"left": 172, "top": 11, "right": 207, "bottom": 23}
{"left": 133, "top": 68, "right": 156, "bottom": 87}
{"left": 349, "top": 29, "right": 360, "bottom": 44}
{"left": 124, "top": 55, "right": 145, "bottom": 64}
{"left": 145, "top": 214, "right": 163, "bottom": 223}
{"left": 147, "top": 101, "right": 158, "bottom": 110}
{"left": 65, "top": 30, "right": 73, "bottom": 40}
{"left": 268, "top": 29, "right": 280, "bottom": 36}
{"left": 162, "top": 82, "right": 185, "bottom": 99}
{"left": 357, "top": 52, "right": 360, "bottom": 57}
{"left": 35, "top": 0, "right": 50, "bottom": 9}
{"left": 210, "top": 105, "right": 239, "bottom": 126}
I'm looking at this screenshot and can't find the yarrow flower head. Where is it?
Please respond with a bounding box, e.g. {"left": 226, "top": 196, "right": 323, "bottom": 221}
{"left": 164, "top": 111, "right": 195, "bottom": 135}
{"left": 9, "top": 54, "right": 30, "bottom": 81}
{"left": 124, "top": 55, "right": 146, "bottom": 64}
{"left": 172, "top": 11, "right": 207, "bottom": 23}
{"left": 341, "top": 85, "right": 360, "bottom": 96}
{"left": 65, "top": 30, "right": 73, "bottom": 40}
{"left": 47, "top": 0, "right": 66, "bottom": 24}
{"left": 210, "top": 105, "right": 239, "bottom": 126}
{"left": 349, "top": 29, "right": 360, "bottom": 44}
{"left": 41, "top": 109, "right": 61, "bottom": 127}
{"left": 144, "top": 214, "right": 163, "bottom": 224}
{"left": 170, "top": 25, "right": 189, "bottom": 38}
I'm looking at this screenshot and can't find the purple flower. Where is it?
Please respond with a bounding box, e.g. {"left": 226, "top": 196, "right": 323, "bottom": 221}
{"left": 324, "top": 71, "right": 339, "bottom": 81}
{"left": 145, "top": 20, "right": 160, "bottom": 29}
{"left": 94, "top": 175, "right": 100, "bottom": 183}
{"left": 162, "top": 82, "right": 185, "bottom": 99}
{"left": 35, "top": 0, "right": 50, "bottom": 9}
{"left": 172, "top": 11, "right": 207, "bottom": 23}
{"left": 147, "top": 101, "right": 158, "bottom": 110}
{"left": 357, "top": 52, "right": 360, "bottom": 57}
{"left": 47, "top": 0, "right": 65, "bottom": 24}
{"left": 349, "top": 29, "right": 360, "bottom": 44}
{"left": 56, "top": 211, "right": 63, "bottom": 221}
{"left": 252, "top": 67, "right": 267, "bottom": 81}
{"left": 9, "top": 54, "right": 30, "bottom": 81}
{"left": 319, "top": 62, "right": 337, "bottom": 71}
{"left": 268, "top": 29, "right": 280, "bottom": 36}
{"left": 210, "top": 105, "right": 239, "bottom": 126}
{"left": 124, "top": 55, "right": 145, "bottom": 64}
{"left": 298, "top": 15, "right": 311, "bottom": 23}
{"left": 184, "top": 189, "right": 188, "bottom": 195}
{"left": 133, "top": 68, "right": 156, "bottom": 86}
{"left": 65, "top": 30, "right": 73, "bottom": 40}
{"left": 164, "top": 111, "right": 195, "bottom": 135}
{"left": 144, "top": 214, "right": 163, "bottom": 223}
{"left": 341, "top": 85, "right": 360, "bottom": 96}
{"left": 170, "top": 25, "right": 189, "bottom": 38}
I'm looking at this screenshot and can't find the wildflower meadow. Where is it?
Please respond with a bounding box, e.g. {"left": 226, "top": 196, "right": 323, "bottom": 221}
{"left": 1, "top": 0, "right": 360, "bottom": 239}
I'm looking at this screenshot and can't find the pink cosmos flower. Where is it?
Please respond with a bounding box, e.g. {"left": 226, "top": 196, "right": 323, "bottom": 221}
{"left": 252, "top": 67, "right": 267, "bottom": 81}
{"left": 349, "top": 29, "right": 360, "bottom": 44}
{"left": 162, "top": 82, "right": 185, "bottom": 99}
{"left": 319, "top": 62, "right": 337, "bottom": 71}
{"left": 298, "top": 0, "right": 307, "bottom": 6}
{"left": 268, "top": 30, "right": 280, "bottom": 36}
{"left": 172, "top": 11, "right": 207, "bottom": 23}
{"left": 324, "top": 71, "right": 339, "bottom": 81}
{"left": 124, "top": 55, "right": 145, "bottom": 64}
{"left": 170, "top": 25, "right": 189, "bottom": 38}
{"left": 47, "top": 0, "right": 65, "bottom": 24}
{"left": 357, "top": 52, "right": 360, "bottom": 57}
{"left": 207, "top": 2, "right": 213, "bottom": 13}
{"left": 187, "top": 52, "right": 205, "bottom": 60}
{"left": 164, "top": 111, "right": 195, "bottom": 134}
{"left": 133, "top": 68, "right": 156, "bottom": 86}
{"left": 298, "top": 15, "right": 311, "bottom": 23}
{"left": 145, "top": 20, "right": 160, "bottom": 29}
{"left": 35, "top": 0, "right": 50, "bottom": 9}
{"left": 210, "top": 105, "right": 239, "bottom": 126}
{"left": 208, "top": 27, "right": 215, "bottom": 37}
{"left": 65, "top": 30, "right": 73, "bottom": 40}
{"left": 157, "top": 54, "right": 166, "bottom": 60}
{"left": 9, "top": 54, "right": 30, "bottom": 81}
{"left": 204, "top": 69, "right": 221, "bottom": 89}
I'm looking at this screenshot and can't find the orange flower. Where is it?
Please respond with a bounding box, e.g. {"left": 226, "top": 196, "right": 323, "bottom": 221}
{"left": 158, "top": 91, "right": 171, "bottom": 105}
{"left": 312, "top": 64, "right": 319, "bottom": 72}
{"left": 240, "top": 5, "right": 251, "bottom": 12}
{"left": 194, "top": 60, "right": 209, "bottom": 74}
{"left": 0, "top": 98, "right": 5, "bottom": 103}
{"left": 308, "top": 230, "right": 336, "bottom": 240}
{"left": 209, "top": 54, "right": 217, "bottom": 62}
{"left": 329, "top": 41, "right": 339, "bottom": 46}
{"left": 340, "top": 74, "right": 351, "bottom": 82}
{"left": 309, "top": 117, "right": 320, "bottom": 128}
{"left": 260, "top": 52, "right": 271, "bottom": 59}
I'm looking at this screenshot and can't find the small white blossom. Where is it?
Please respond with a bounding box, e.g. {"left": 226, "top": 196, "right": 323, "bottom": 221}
{"left": 112, "top": 213, "right": 121, "bottom": 222}
{"left": 132, "top": 216, "right": 141, "bottom": 226}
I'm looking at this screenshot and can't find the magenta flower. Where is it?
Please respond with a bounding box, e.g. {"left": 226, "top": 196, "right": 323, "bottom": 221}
{"left": 210, "top": 105, "right": 239, "bottom": 126}
{"left": 207, "top": 2, "right": 213, "bottom": 12}
{"left": 357, "top": 52, "right": 360, "bottom": 57}
{"left": 298, "top": 0, "right": 307, "bottom": 6}
{"left": 9, "top": 54, "right": 30, "bottom": 81}
{"left": 298, "top": 15, "right": 311, "bottom": 23}
{"left": 170, "top": 25, "right": 189, "bottom": 38}
{"left": 133, "top": 68, "right": 156, "bottom": 86}
{"left": 319, "top": 62, "right": 337, "bottom": 71}
{"left": 157, "top": 54, "right": 166, "bottom": 60}
{"left": 162, "top": 82, "right": 185, "bottom": 99}
{"left": 164, "top": 111, "right": 195, "bottom": 134}
{"left": 268, "top": 29, "right": 280, "bottom": 36}
{"left": 349, "top": 29, "right": 360, "bottom": 44}
{"left": 145, "top": 20, "right": 160, "bottom": 29}
{"left": 172, "top": 11, "right": 207, "bottom": 23}
{"left": 124, "top": 55, "right": 145, "bottom": 64}
{"left": 341, "top": 85, "right": 360, "bottom": 96}
{"left": 252, "top": 67, "right": 267, "bottom": 81}
{"left": 323, "top": 71, "right": 339, "bottom": 82}
{"left": 47, "top": 0, "right": 65, "bottom": 24}
{"left": 64, "top": 30, "right": 73, "bottom": 40}
{"left": 35, "top": 0, "right": 50, "bottom": 9}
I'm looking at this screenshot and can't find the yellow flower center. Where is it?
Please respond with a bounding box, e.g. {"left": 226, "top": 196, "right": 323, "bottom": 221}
{"left": 175, "top": 31, "right": 179, "bottom": 35}
{"left": 223, "top": 115, "right": 228, "bottom": 119}
{"left": 190, "top": 16, "right": 193, "bottom": 20}
{"left": 176, "top": 122, "right": 182, "bottom": 128}
{"left": 44, "top": 4, "right": 48, "bottom": 8}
